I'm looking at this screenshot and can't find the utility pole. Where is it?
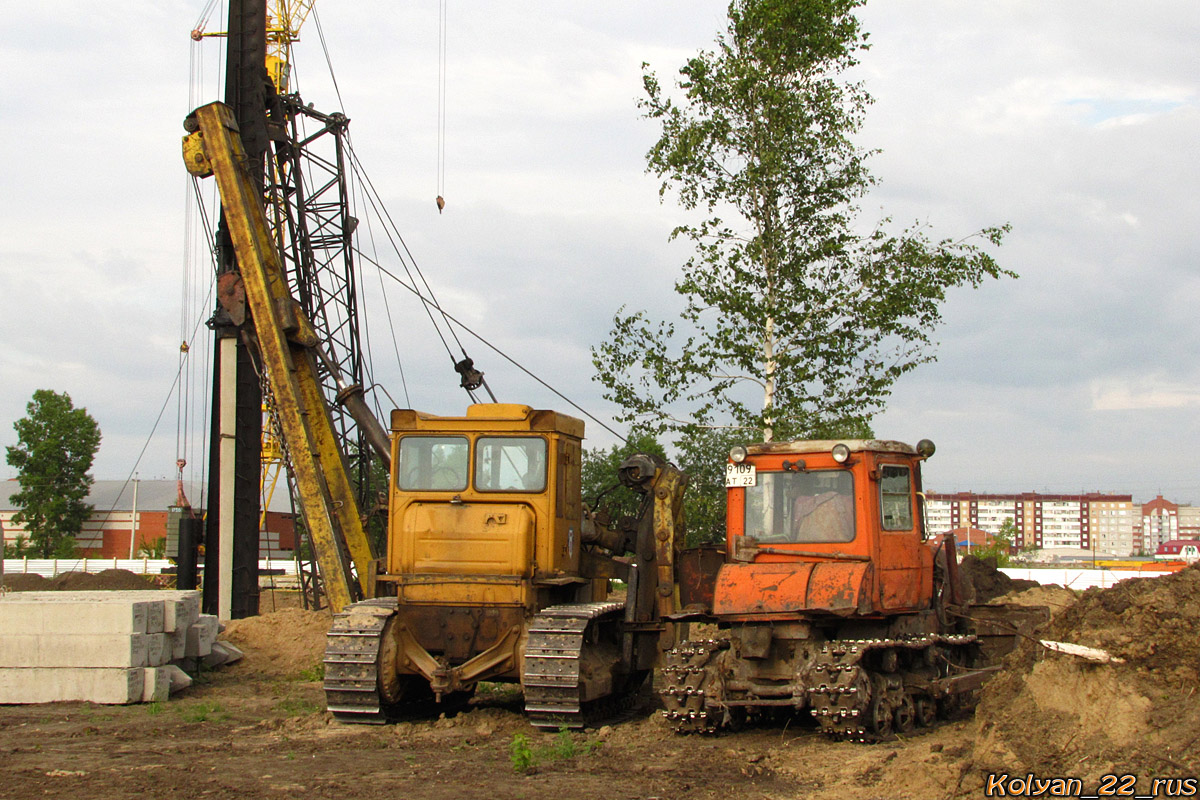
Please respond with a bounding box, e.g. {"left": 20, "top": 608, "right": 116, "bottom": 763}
{"left": 202, "top": 0, "right": 268, "bottom": 620}
{"left": 128, "top": 474, "right": 139, "bottom": 560}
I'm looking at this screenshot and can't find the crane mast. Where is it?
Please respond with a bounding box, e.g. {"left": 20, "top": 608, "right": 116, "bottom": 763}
{"left": 198, "top": 0, "right": 379, "bottom": 616}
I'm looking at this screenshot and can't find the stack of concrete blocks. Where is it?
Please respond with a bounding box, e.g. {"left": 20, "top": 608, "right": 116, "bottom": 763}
{"left": 0, "top": 590, "right": 234, "bottom": 705}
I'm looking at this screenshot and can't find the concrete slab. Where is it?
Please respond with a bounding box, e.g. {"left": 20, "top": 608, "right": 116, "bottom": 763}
{"left": 201, "top": 640, "right": 244, "bottom": 669}
{"left": 184, "top": 616, "right": 218, "bottom": 658}
{"left": 163, "top": 664, "right": 192, "bottom": 694}
{"left": 0, "top": 633, "right": 151, "bottom": 668}
{"left": 0, "top": 591, "right": 201, "bottom": 632}
{"left": 169, "top": 628, "right": 187, "bottom": 661}
{"left": 0, "top": 667, "right": 145, "bottom": 704}
{"left": 142, "top": 667, "right": 171, "bottom": 702}
{"left": 146, "top": 633, "right": 170, "bottom": 667}
{"left": 0, "top": 598, "right": 153, "bottom": 636}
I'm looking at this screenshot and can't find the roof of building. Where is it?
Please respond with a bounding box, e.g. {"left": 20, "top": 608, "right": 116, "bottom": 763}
{"left": 0, "top": 479, "right": 296, "bottom": 514}
{"left": 1156, "top": 540, "right": 1200, "bottom": 553}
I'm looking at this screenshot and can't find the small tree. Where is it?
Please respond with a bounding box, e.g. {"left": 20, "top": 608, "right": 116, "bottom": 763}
{"left": 581, "top": 430, "right": 668, "bottom": 525}
{"left": 593, "top": 0, "right": 1012, "bottom": 442}
{"left": 5, "top": 390, "right": 101, "bottom": 558}
{"left": 3, "top": 533, "right": 35, "bottom": 558}
{"left": 974, "top": 519, "right": 1016, "bottom": 567}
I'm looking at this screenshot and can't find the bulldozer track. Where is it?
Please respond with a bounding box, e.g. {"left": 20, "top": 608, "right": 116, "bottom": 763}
{"left": 323, "top": 597, "right": 400, "bottom": 724}
{"left": 660, "top": 634, "right": 980, "bottom": 741}
{"left": 803, "top": 633, "right": 977, "bottom": 742}
{"left": 523, "top": 601, "right": 630, "bottom": 731}
{"left": 659, "top": 638, "right": 727, "bottom": 733}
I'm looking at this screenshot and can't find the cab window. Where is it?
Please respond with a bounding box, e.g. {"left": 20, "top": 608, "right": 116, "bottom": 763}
{"left": 398, "top": 436, "right": 469, "bottom": 491}
{"left": 880, "top": 465, "right": 914, "bottom": 530}
{"left": 743, "top": 470, "right": 855, "bottom": 544}
{"left": 475, "top": 437, "right": 547, "bottom": 492}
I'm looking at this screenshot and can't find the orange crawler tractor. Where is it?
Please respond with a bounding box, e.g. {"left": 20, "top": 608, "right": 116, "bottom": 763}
{"left": 662, "top": 439, "right": 1044, "bottom": 741}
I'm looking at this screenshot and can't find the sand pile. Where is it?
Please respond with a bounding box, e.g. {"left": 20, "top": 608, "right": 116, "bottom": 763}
{"left": 971, "top": 564, "right": 1200, "bottom": 781}
{"left": 991, "top": 584, "right": 1078, "bottom": 620}
{"left": 223, "top": 607, "right": 332, "bottom": 679}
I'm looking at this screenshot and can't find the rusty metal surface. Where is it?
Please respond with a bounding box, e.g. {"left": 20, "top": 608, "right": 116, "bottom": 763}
{"left": 396, "top": 604, "right": 524, "bottom": 666}
{"left": 676, "top": 546, "right": 725, "bottom": 612}
{"left": 746, "top": 440, "right": 918, "bottom": 457}
{"left": 711, "top": 561, "right": 872, "bottom": 617}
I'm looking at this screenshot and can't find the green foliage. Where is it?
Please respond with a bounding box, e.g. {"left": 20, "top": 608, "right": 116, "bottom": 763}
{"left": 275, "top": 696, "right": 322, "bottom": 717}
{"left": 594, "top": 0, "right": 1012, "bottom": 441}
{"left": 138, "top": 537, "right": 167, "bottom": 559}
{"left": 3, "top": 534, "right": 35, "bottom": 558}
{"left": 581, "top": 429, "right": 667, "bottom": 522}
{"left": 508, "top": 729, "right": 601, "bottom": 774}
{"left": 508, "top": 732, "right": 536, "bottom": 773}
{"left": 671, "top": 428, "right": 743, "bottom": 545}
{"left": 5, "top": 390, "right": 102, "bottom": 558}
{"left": 296, "top": 661, "right": 325, "bottom": 682}
{"left": 177, "top": 700, "right": 225, "bottom": 723}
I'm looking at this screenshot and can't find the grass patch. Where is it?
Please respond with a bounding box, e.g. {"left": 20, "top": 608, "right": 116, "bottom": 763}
{"left": 276, "top": 696, "right": 323, "bottom": 717}
{"left": 177, "top": 700, "right": 226, "bottom": 724}
{"left": 476, "top": 681, "right": 522, "bottom": 702}
{"left": 296, "top": 662, "right": 325, "bottom": 682}
{"left": 508, "top": 729, "right": 602, "bottom": 774}
{"left": 143, "top": 700, "right": 165, "bottom": 716}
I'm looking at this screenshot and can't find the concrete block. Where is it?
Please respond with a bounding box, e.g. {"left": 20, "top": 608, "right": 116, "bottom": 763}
{"left": 162, "top": 593, "right": 201, "bottom": 632}
{"left": 0, "top": 597, "right": 153, "bottom": 636}
{"left": 170, "top": 628, "right": 187, "bottom": 661}
{"left": 185, "top": 616, "right": 218, "bottom": 658}
{"left": 146, "top": 634, "right": 170, "bottom": 667}
{"left": 0, "top": 591, "right": 201, "bottom": 633}
{"left": 0, "top": 667, "right": 145, "bottom": 704}
{"left": 163, "top": 664, "right": 193, "bottom": 694}
{"left": 0, "top": 592, "right": 165, "bottom": 632}
{"left": 0, "top": 633, "right": 151, "bottom": 668}
{"left": 142, "top": 667, "right": 171, "bottom": 702}
{"left": 201, "top": 640, "right": 244, "bottom": 669}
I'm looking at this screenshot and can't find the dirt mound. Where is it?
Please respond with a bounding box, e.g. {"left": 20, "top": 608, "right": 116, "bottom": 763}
{"left": 0, "top": 573, "right": 50, "bottom": 591}
{"left": 958, "top": 554, "right": 1039, "bottom": 602}
{"left": 52, "top": 569, "right": 158, "bottom": 590}
{"left": 223, "top": 607, "right": 332, "bottom": 679}
{"left": 971, "top": 564, "right": 1200, "bottom": 784}
{"left": 991, "top": 584, "right": 1078, "bottom": 620}
{"left": 0, "top": 569, "right": 157, "bottom": 591}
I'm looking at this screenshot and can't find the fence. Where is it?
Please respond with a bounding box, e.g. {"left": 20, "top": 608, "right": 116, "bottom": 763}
{"left": 1, "top": 559, "right": 1172, "bottom": 590}
{"left": 2, "top": 558, "right": 299, "bottom": 579}
{"left": 999, "top": 566, "right": 1174, "bottom": 590}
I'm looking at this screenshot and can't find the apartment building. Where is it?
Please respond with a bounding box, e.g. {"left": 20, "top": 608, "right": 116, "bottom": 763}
{"left": 926, "top": 492, "right": 1137, "bottom": 556}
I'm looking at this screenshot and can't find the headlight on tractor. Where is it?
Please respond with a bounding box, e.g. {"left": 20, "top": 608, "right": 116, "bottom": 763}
{"left": 831, "top": 443, "right": 851, "bottom": 463}
{"left": 729, "top": 445, "right": 748, "bottom": 463}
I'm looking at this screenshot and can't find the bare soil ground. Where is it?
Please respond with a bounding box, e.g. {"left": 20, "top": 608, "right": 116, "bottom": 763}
{"left": 2, "top": 571, "right": 1199, "bottom": 799}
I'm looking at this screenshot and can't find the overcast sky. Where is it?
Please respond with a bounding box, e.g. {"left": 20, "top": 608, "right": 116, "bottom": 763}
{"left": 1, "top": 1, "right": 1197, "bottom": 505}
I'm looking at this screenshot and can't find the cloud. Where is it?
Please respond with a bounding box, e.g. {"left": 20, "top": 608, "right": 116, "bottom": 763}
{"left": 1091, "top": 378, "right": 1200, "bottom": 411}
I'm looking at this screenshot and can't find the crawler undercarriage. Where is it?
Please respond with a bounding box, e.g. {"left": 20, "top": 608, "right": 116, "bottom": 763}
{"left": 660, "top": 604, "right": 1039, "bottom": 741}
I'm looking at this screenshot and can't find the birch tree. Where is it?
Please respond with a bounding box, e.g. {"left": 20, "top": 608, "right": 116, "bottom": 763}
{"left": 593, "top": 0, "right": 1012, "bottom": 442}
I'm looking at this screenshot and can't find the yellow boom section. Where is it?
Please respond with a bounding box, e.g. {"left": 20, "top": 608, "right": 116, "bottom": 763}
{"left": 183, "top": 101, "right": 375, "bottom": 612}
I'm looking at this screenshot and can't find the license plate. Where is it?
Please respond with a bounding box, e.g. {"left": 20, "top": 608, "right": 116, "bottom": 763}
{"left": 725, "top": 462, "right": 756, "bottom": 487}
